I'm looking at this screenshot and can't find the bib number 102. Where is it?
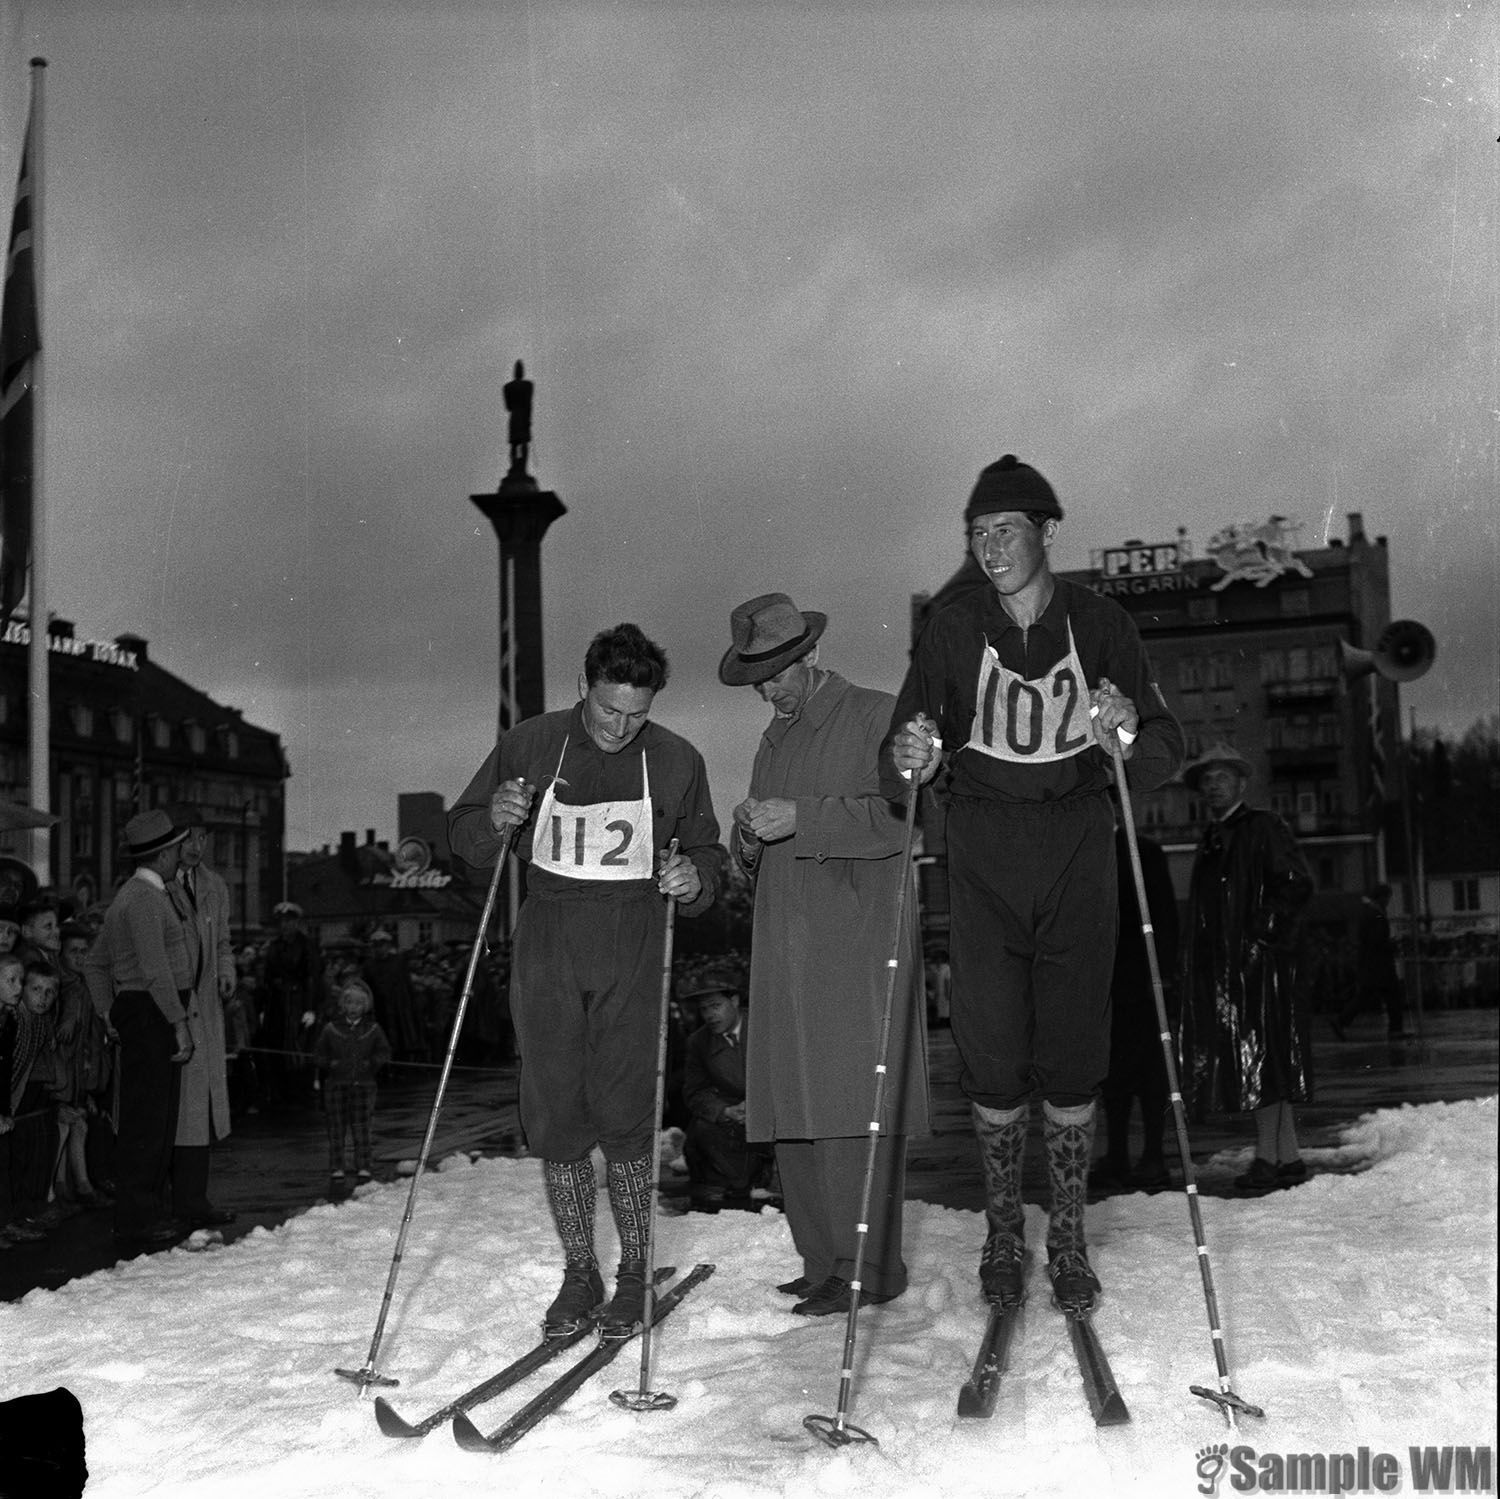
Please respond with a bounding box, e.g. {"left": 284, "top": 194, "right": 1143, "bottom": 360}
{"left": 979, "top": 665, "right": 1089, "bottom": 755}
{"left": 550, "top": 815, "right": 634, "bottom": 866}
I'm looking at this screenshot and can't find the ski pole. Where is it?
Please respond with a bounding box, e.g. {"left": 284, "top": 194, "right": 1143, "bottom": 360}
{"left": 804, "top": 782, "right": 923, "bottom": 1450}
{"left": 1106, "top": 740, "right": 1264, "bottom": 1431}
{"left": 335, "top": 810, "right": 520, "bottom": 1393}
{"left": 611, "top": 840, "right": 681, "bottom": 1413}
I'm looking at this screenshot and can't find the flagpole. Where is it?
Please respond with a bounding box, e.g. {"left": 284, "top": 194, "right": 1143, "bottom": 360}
{"left": 25, "top": 57, "right": 49, "bottom": 884}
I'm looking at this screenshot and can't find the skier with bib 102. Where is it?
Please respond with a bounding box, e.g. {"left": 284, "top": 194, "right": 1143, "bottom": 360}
{"left": 883, "top": 455, "right": 1183, "bottom": 1311}
{"left": 449, "top": 623, "right": 722, "bottom": 1339}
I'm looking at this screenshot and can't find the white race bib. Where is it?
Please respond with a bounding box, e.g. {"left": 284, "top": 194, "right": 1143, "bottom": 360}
{"left": 964, "top": 619, "right": 1094, "bottom": 764}
{"left": 530, "top": 741, "right": 655, "bottom": 881}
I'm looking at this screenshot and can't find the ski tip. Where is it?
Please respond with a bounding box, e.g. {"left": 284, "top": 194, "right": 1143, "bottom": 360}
{"left": 1095, "top": 1392, "right": 1132, "bottom": 1427}
{"left": 452, "top": 1411, "right": 496, "bottom": 1453}
{"left": 372, "top": 1396, "right": 419, "bottom": 1439}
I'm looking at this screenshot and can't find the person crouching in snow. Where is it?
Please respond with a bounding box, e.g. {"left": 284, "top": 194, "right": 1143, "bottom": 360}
{"left": 314, "top": 979, "right": 391, "bottom": 1195}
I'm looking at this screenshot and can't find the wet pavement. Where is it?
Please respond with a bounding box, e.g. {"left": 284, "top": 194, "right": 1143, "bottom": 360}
{"left": 2, "top": 1009, "right": 1494, "bottom": 1302}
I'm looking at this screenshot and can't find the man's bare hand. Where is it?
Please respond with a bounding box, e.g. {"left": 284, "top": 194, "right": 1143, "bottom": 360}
{"left": 740, "top": 797, "right": 797, "bottom": 843}
{"left": 489, "top": 778, "right": 535, "bottom": 832}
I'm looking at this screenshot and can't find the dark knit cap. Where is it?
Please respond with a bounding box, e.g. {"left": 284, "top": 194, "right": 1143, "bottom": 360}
{"left": 964, "top": 454, "right": 1063, "bottom": 522}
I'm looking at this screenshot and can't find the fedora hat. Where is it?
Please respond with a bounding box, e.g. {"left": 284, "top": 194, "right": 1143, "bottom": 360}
{"left": 1182, "top": 740, "right": 1253, "bottom": 791}
{"left": 718, "top": 593, "right": 827, "bottom": 686}
{"left": 124, "top": 808, "right": 188, "bottom": 859}
{"left": 679, "top": 964, "right": 746, "bottom": 1003}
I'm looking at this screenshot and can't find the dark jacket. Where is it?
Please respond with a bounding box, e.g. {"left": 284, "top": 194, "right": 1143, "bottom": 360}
{"left": 682, "top": 1020, "right": 746, "bottom": 1125}
{"left": 1179, "top": 804, "right": 1314, "bottom": 1113}
{"left": 314, "top": 1017, "right": 392, "bottom": 1087}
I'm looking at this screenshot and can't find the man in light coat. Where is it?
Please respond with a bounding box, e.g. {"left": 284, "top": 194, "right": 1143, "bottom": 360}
{"left": 82, "top": 809, "right": 196, "bottom": 1251}
{"left": 167, "top": 807, "right": 237, "bottom": 1228}
{"left": 721, "top": 594, "right": 930, "bottom": 1316}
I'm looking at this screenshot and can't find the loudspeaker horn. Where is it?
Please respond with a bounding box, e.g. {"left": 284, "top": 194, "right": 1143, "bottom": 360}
{"left": 1339, "top": 619, "right": 1436, "bottom": 684}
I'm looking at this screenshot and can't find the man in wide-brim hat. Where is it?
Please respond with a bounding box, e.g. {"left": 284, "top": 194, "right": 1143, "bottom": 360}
{"left": 1178, "top": 740, "right": 1316, "bottom": 1196}
{"left": 1180, "top": 740, "right": 1252, "bottom": 792}
{"left": 721, "top": 593, "right": 929, "bottom": 1316}
{"left": 718, "top": 593, "right": 827, "bottom": 687}
{"left": 82, "top": 809, "right": 197, "bottom": 1252}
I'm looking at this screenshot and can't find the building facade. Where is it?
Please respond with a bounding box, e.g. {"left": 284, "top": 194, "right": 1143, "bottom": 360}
{"left": 0, "top": 616, "right": 288, "bottom": 930}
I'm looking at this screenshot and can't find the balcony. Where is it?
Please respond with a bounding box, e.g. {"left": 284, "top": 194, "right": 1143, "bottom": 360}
{"left": 1265, "top": 676, "right": 1339, "bottom": 706}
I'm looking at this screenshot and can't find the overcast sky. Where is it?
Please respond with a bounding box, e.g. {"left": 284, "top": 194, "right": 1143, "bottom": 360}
{"left": 2, "top": 1, "right": 1495, "bottom": 850}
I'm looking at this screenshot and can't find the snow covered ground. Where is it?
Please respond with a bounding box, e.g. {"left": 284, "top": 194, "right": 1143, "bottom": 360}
{"left": 3, "top": 1096, "right": 1495, "bottom": 1499}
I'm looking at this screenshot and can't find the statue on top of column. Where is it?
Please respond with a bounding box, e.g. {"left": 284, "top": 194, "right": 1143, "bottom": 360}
{"left": 503, "top": 360, "right": 534, "bottom": 476}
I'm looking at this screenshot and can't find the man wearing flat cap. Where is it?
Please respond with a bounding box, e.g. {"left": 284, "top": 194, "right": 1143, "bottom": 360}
{"left": 886, "top": 454, "right": 1183, "bottom": 1311}
{"left": 83, "top": 809, "right": 196, "bottom": 1251}
{"left": 722, "top": 594, "right": 929, "bottom": 1316}
{"left": 1178, "top": 742, "right": 1313, "bottom": 1194}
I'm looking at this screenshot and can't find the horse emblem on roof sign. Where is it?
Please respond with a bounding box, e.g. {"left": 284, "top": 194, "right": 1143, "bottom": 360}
{"left": 1205, "top": 515, "right": 1314, "bottom": 590}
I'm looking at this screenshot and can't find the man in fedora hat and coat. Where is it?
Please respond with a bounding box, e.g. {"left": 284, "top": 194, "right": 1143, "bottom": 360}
{"left": 722, "top": 594, "right": 929, "bottom": 1315}
{"left": 1178, "top": 741, "right": 1314, "bottom": 1194}
{"left": 886, "top": 454, "right": 1183, "bottom": 1311}
{"left": 82, "top": 809, "right": 196, "bottom": 1251}
{"left": 166, "top": 805, "right": 237, "bottom": 1229}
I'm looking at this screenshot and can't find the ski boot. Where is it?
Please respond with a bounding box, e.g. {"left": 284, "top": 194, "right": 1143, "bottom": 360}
{"left": 979, "top": 1229, "right": 1027, "bottom": 1307}
{"left": 1046, "top": 1244, "right": 1101, "bottom": 1313}
{"left": 544, "top": 1258, "right": 604, "bottom": 1339}
{"left": 600, "top": 1259, "right": 649, "bottom": 1340}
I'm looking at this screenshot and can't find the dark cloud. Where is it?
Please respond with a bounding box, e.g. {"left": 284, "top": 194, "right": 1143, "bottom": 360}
{"left": 4, "top": 1, "right": 1492, "bottom": 846}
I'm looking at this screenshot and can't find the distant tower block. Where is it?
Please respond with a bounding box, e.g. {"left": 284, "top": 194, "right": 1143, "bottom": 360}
{"left": 470, "top": 360, "right": 566, "bottom": 735}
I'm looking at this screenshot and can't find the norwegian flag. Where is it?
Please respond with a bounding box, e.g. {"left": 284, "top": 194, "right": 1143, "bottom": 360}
{"left": 0, "top": 101, "right": 41, "bottom": 625}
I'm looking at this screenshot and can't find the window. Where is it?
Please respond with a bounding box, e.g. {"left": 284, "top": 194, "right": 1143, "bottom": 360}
{"left": 1452, "top": 879, "right": 1481, "bottom": 914}
{"left": 1315, "top": 714, "right": 1342, "bottom": 746}
{"left": 1287, "top": 647, "right": 1309, "bottom": 681}
{"left": 71, "top": 821, "right": 94, "bottom": 858}
{"left": 1271, "top": 789, "right": 1295, "bottom": 818}
{"left": 110, "top": 708, "right": 133, "bottom": 744}
{"left": 185, "top": 721, "right": 207, "bottom": 755}
{"left": 1319, "top": 784, "right": 1344, "bottom": 817}
{"left": 416, "top": 921, "right": 433, "bottom": 946}
{"left": 1207, "top": 653, "right": 1234, "bottom": 690}
{"left": 1310, "top": 645, "right": 1338, "bottom": 679}
{"left": 150, "top": 716, "right": 170, "bottom": 749}
{"left": 1177, "top": 657, "right": 1204, "bottom": 692}
{"left": 1260, "top": 650, "right": 1287, "bottom": 684}
{"left": 68, "top": 702, "right": 94, "bottom": 736}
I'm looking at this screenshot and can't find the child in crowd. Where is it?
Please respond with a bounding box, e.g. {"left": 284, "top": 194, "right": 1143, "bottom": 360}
{"left": 52, "top": 921, "right": 112, "bottom": 1207}
{"left": 313, "top": 979, "right": 391, "bottom": 1195}
{"left": 6, "top": 961, "right": 63, "bottom": 1239}
{"left": 224, "top": 948, "right": 262, "bottom": 1118}
{"left": 0, "top": 952, "right": 25, "bottom": 1249}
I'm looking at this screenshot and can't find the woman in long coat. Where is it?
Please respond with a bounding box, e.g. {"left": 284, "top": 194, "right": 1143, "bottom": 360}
{"left": 168, "top": 815, "right": 235, "bottom": 1226}
{"left": 722, "top": 594, "right": 929, "bottom": 1312}
{"left": 1178, "top": 746, "right": 1314, "bottom": 1191}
